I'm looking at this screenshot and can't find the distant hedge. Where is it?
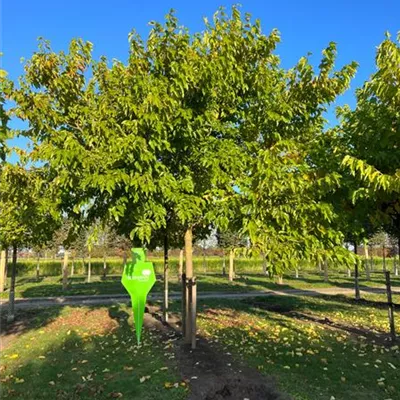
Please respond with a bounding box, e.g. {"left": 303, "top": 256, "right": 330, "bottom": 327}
{"left": 9, "top": 255, "right": 393, "bottom": 277}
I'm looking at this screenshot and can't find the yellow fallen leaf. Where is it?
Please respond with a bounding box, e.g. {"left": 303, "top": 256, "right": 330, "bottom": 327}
{"left": 9, "top": 354, "right": 19, "bottom": 359}
{"left": 123, "top": 366, "right": 133, "bottom": 371}
{"left": 15, "top": 378, "right": 24, "bottom": 384}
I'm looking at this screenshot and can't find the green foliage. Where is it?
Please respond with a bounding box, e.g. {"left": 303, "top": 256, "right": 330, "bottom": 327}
{"left": 0, "top": 164, "right": 60, "bottom": 248}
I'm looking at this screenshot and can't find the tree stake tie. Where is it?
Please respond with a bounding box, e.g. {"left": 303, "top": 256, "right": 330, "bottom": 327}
{"left": 121, "top": 248, "right": 156, "bottom": 344}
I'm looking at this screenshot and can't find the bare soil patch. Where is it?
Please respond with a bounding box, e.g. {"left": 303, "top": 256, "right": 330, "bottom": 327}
{"left": 146, "top": 305, "right": 290, "bottom": 400}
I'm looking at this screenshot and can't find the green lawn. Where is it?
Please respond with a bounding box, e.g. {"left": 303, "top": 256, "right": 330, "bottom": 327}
{"left": 0, "top": 305, "right": 187, "bottom": 400}
{"left": 195, "top": 295, "right": 400, "bottom": 400}
{"left": 1, "top": 272, "right": 399, "bottom": 299}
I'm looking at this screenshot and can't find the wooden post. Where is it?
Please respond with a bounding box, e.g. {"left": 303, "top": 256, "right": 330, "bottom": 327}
{"left": 182, "top": 272, "right": 186, "bottom": 337}
{"left": 163, "top": 232, "right": 169, "bottom": 323}
{"left": 0, "top": 250, "right": 6, "bottom": 293}
{"left": 191, "top": 277, "right": 197, "bottom": 349}
{"left": 7, "top": 244, "right": 17, "bottom": 322}
{"left": 36, "top": 253, "right": 40, "bottom": 280}
{"left": 385, "top": 271, "right": 396, "bottom": 341}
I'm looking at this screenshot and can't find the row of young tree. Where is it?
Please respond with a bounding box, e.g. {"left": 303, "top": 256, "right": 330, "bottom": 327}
{"left": 1, "top": 7, "right": 399, "bottom": 345}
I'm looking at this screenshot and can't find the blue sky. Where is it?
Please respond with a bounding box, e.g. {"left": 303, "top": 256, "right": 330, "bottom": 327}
{"left": 2, "top": 0, "right": 399, "bottom": 161}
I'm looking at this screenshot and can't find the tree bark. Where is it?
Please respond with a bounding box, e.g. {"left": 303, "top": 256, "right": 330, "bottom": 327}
{"left": 354, "top": 242, "right": 360, "bottom": 300}
{"left": 364, "top": 240, "right": 370, "bottom": 280}
{"left": 228, "top": 249, "right": 234, "bottom": 282}
{"left": 0, "top": 250, "right": 6, "bottom": 292}
{"left": 184, "top": 226, "right": 194, "bottom": 345}
{"left": 178, "top": 249, "right": 183, "bottom": 281}
{"left": 323, "top": 258, "right": 329, "bottom": 282}
{"left": 163, "top": 232, "right": 169, "bottom": 323}
{"left": 62, "top": 250, "right": 69, "bottom": 291}
{"left": 7, "top": 244, "right": 17, "bottom": 322}
{"left": 87, "top": 252, "right": 91, "bottom": 283}
{"left": 36, "top": 253, "right": 40, "bottom": 280}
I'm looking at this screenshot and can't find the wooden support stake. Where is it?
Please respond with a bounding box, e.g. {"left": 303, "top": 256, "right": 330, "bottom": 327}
{"left": 181, "top": 273, "right": 186, "bottom": 337}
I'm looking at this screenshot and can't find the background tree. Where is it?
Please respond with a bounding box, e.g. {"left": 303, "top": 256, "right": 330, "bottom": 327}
{"left": 0, "top": 163, "right": 60, "bottom": 321}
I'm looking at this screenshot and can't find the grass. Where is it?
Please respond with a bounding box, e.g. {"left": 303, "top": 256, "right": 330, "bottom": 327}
{"left": 195, "top": 295, "right": 400, "bottom": 400}
{"left": 0, "top": 305, "right": 187, "bottom": 400}
{"left": 1, "top": 272, "right": 399, "bottom": 299}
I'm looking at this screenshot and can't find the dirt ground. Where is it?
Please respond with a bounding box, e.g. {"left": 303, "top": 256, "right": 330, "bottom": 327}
{"left": 146, "top": 306, "right": 290, "bottom": 400}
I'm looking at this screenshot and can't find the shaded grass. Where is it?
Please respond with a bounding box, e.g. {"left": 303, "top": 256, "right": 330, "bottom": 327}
{"left": 1, "top": 272, "right": 399, "bottom": 300}
{"left": 194, "top": 296, "right": 400, "bottom": 400}
{"left": 0, "top": 305, "right": 187, "bottom": 400}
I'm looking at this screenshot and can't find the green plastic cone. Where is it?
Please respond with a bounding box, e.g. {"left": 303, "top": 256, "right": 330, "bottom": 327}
{"left": 121, "top": 248, "right": 156, "bottom": 344}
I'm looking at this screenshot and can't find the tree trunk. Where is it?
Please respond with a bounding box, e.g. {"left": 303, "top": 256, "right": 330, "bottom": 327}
{"left": 202, "top": 241, "right": 207, "bottom": 273}
{"left": 295, "top": 268, "right": 299, "bottom": 279}
{"left": 364, "top": 240, "right": 370, "bottom": 280}
{"left": 178, "top": 249, "right": 183, "bottom": 281}
{"left": 0, "top": 250, "right": 6, "bottom": 292}
{"left": 87, "top": 252, "right": 91, "bottom": 283}
{"left": 318, "top": 260, "right": 322, "bottom": 272}
{"left": 383, "top": 245, "right": 386, "bottom": 272}
{"left": 71, "top": 255, "right": 74, "bottom": 277}
{"left": 277, "top": 275, "right": 283, "bottom": 285}
{"left": 396, "top": 237, "right": 400, "bottom": 276}
{"left": 123, "top": 251, "right": 127, "bottom": 268}
{"left": 228, "top": 249, "right": 234, "bottom": 282}
{"left": 103, "top": 252, "right": 107, "bottom": 278}
{"left": 222, "top": 251, "right": 226, "bottom": 276}
{"left": 7, "top": 244, "right": 17, "bottom": 322}
{"left": 163, "top": 232, "right": 169, "bottom": 323}
{"left": 36, "top": 253, "right": 40, "bottom": 280}
{"left": 323, "top": 258, "right": 328, "bottom": 282}
{"left": 62, "top": 250, "right": 69, "bottom": 291}
{"left": 184, "top": 226, "right": 195, "bottom": 346}
{"left": 354, "top": 242, "right": 360, "bottom": 300}
{"left": 347, "top": 267, "right": 351, "bottom": 278}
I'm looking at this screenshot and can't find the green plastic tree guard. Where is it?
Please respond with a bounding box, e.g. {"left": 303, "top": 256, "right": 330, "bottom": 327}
{"left": 121, "top": 248, "right": 156, "bottom": 344}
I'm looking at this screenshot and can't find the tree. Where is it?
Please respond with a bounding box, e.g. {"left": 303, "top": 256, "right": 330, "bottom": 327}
{"left": 340, "top": 34, "right": 400, "bottom": 241}
{"left": 0, "top": 163, "right": 60, "bottom": 321}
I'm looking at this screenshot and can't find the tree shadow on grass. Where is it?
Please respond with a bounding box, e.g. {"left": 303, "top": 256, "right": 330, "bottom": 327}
{"left": 1, "top": 304, "right": 186, "bottom": 400}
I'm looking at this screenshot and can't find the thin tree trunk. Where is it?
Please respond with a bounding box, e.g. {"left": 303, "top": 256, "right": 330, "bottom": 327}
{"left": 222, "top": 251, "right": 226, "bottom": 276}
{"left": 347, "top": 267, "right": 351, "bottom": 278}
{"left": 383, "top": 245, "right": 386, "bottom": 272}
{"left": 163, "top": 232, "right": 169, "bottom": 323}
{"left": 71, "top": 255, "right": 74, "bottom": 277}
{"left": 318, "top": 260, "right": 322, "bottom": 272}
{"left": 178, "top": 249, "right": 183, "bottom": 281}
{"left": 277, "top": 275, "right": 283, "bottom": 285}
{"left": 184, "top": 226, "right": 194, "bottom": 345}
{"left": 323, "top": 258, "right": 328, "bottom": 282}
{"left": 62, "top": 250, "right": 69, "bottom": 290}
{"left": 295, "top": 268, "right": 299, "bottom": 279}
{"left": 202, "top": 240, "right": 207, "bottom": 273}
{"left": 7, "top": 244, "right": 17, "bottom": 322}
{"left": 87, "top": 252, "right": 91, "bottom": 283}
{"left": 354, "top": 242, "right": 360, "bottom": 300}
{"left": 36, "top": 253, "right": 40, "bottom": 280}
{"left": 0, "top": 250, "right": 6, "bottom": 292}
{"left": 103, "top": 252, "right": 107, "bottom": 278}
{"left": 364, "top": 240, "right": 370, "bottom": 280}
{"left": 228, "top": 249, "right": 234, "bottom": 282}
{"left": 397, "top": 237, "right": 400, "bottom": 277}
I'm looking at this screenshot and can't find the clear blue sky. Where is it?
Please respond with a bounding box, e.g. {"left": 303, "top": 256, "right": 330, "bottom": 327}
{"left": 2, "top": 0, "right": 399, "bottom": 161}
